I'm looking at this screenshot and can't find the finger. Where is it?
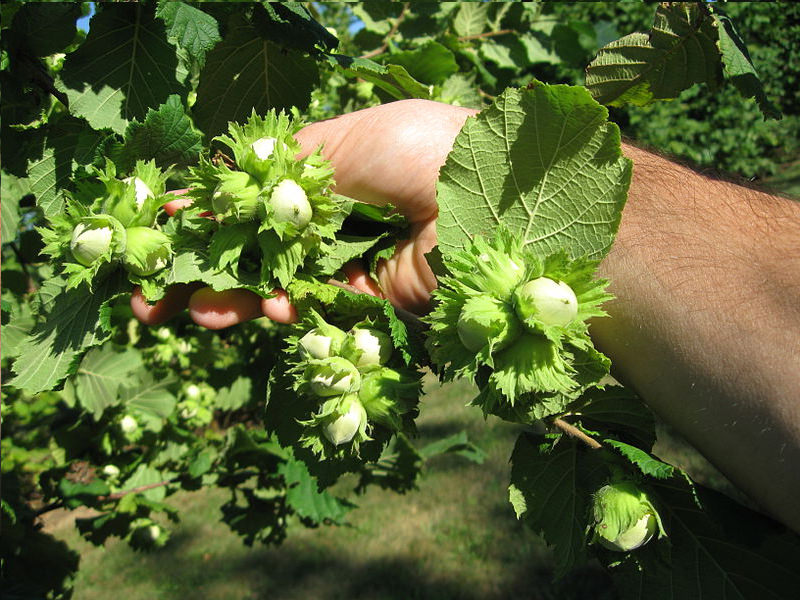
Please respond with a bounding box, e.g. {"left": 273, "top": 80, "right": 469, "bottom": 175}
{"left": 260, "top": 289, "right": 298, "bottom": 324}
{"left": 131, "top": 283, "right": 200, "bottom": 326}
{"left": 188, "top": 287, "right": 263, "bottom": 330}
{"left": 342, "top": 262, "right": 384, "bottom": 298}
{"left": 294, "top": 100, "right": 477, "bottom": 223}
{"left": 377, "top": 218, "right": 438, "bottom": 315}
{"left": 164, "top": 198, "right": 193, "bottom": 216}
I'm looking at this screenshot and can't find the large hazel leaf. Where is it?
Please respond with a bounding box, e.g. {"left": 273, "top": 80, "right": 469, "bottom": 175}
{"left": 74, "top": 346, "right": 144, "bottom": 419}
{"left": 584, "top": 3, "right": 721, "bottom": 108}
{"left": 56, "top": 3, "right": 188, "bottom": 134}
{"left": 574, "top": 386, "right": 656, "bottom": 450}
{"left": 9, "top": 273, "right": 130, "bottom": 394}
{"left": 193, "top": 18, "right": 319, "bottom": 138}
{"left": 26, "top": 117, "right": 103, "bottom": 219}
{"left": 9, "top": 2, "right": 81, "bottom": 57}
{"left": 509, "top": 432, "right": 606, "bottom": 578}
{"left": 610, "top": 476, "right": 800, "bottom": 600}
{"left": 436, "top": 84, "right": 631, "bottom": 260}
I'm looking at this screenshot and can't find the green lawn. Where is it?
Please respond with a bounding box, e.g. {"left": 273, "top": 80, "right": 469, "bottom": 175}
{"left": 52, "top": 377, "right": 632, "bottom": 600}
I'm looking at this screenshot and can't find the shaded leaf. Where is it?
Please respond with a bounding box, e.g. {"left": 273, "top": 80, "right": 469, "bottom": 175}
{"left": 215, "top": 377, "right": 253, "bottom": 412}
{"left": 279, "top": 457, "right": 354, "bottom": 524}
{"left": 193, "top": 18, "right": 318, "bottom": 138}
{"left": 9, "top": 273, "right": 129, "bottom": 394}
{"left": 9, "top": 2, "right": 80, "bottom": 57}
{"left": 74, "top": 346, "right": 143, "bottom": 419}
{"left": 121, "top": 373, "right": 177, "bottom": 421}
{"left": 1, "top": 172, "right": 28, "bottom": 244}
{"left": 387, "top": 40, "right": 458, "bottom": 85}
{"left": 509, "top": 432, "right": 607, "bottom": 577}
{"left": 610, "top": 476, "right": 800, "bottom": 600}
{"left": 56, "top": 3, "right": 188, "bottom": 134}
{"left": 712, "top": 10, "right": 781, "bottom": 120}
{"left": 585, "top": 3, "right": 721, "bottom": 107}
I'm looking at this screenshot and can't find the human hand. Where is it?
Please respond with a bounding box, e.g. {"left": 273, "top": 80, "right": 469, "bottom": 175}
{"left": 132, "top": 99, "right": 478, "bottom": 328}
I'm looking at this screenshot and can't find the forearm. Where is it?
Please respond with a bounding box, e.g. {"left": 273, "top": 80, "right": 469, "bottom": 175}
{"left": 592, "top": 143, "right": 800, "bottom": 531}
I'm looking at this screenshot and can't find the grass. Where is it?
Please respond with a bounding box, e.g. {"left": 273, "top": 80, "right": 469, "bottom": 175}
{"left": 53, "top": 376, "right": 689, "bottom": 600}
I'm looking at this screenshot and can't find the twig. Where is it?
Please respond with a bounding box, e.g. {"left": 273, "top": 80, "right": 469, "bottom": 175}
{"left": 359, "top": 3, "right": 410, "bottom": 59}
{"left": 458, "top": 29, "right": 515, "bottom": 42}
{"left": 35, "top": 478, "right": 178, "bottom": 516}
{"left": 99, "top": 478, "right": 176, "bottom": 501}
{"left": 552, "top": 417, "right": 602, "bottom": 450}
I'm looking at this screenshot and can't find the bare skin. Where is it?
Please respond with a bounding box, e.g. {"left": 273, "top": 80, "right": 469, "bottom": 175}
{"left": 132, "top": 100, "right": 800, "bottom": 532}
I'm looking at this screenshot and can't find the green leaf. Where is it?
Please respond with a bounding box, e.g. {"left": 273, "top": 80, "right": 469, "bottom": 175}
{"left": 479, "top": 34, "right": 559, "bottom": 71}
{"left": 453, "top": 2, "right": 489, "bottom": 38}
{"left": 574, "top": 386, "right": 656, "bottom": 450}
{"left": 2, "top": 301, "right": 35, "bottom": 360}
{"left": 509, "top": 433, "right": 607, "bottom": 577}
{"left": 436, "top": 85, "right": 631, "bottom": 260}
{"left": 584, "top": 3, "right": 721, "bottom": 108}
{"left": 74, "top": 346, "right": 143, "bottom": 419}
{"left": 208, "top": 223, "right": 257, "bottom": 275}
{"left": 193, "top": 18, "right": 319, "bottom": 138}
{"left": 121, "top": 464, "right": 168, "bottom": 502}
{"left": 9, "top": 273, "right": 129, "bottom": 394}
{"left": 418, "top": 431, "right": 486, "bottom": 464}
{"left": 437, "top": 73, "right": 482, "bottom": 109}
{"left": 59, "top": 478, "right": 110, "bottom": 509}
{"left": 215, "top": 377, "right": 253, "bottom": 412}
{"left": 255, "top": 2, "right": 338, "bottom": 54}
{"left": 9, "top": 2, "right": 80, "bottom": 57}
{"left": 155, "top": 1, "right": 221, "bottom": 65}
{"left": 311, "top": 234, "right": 388, "bottom": 277}
{"left": 387, "top": 40, "right": 458, "bottom": 85}
{"left": 121, "top": 373, "right": 177, "bottom": 422}
{"left": 604, "top": 439, "right": 674, "bottom": 480}
{"left": 111, "top": 95, "right": 203, "bottom": 172}
{"left": 188, "top": 450, "right": 215, "bottom": 479}
{"left": 26, "top": 118, "right": 103, "bottom": 219}
{"left": 1, "top": 172, "right": 28, "bottom": 244}
{"left": 711, "top": 10, "right": 781, "bottom": 120}
{"left": 324, "top": 54, "right": 431, "bottom": 101}
{"left": 56, "top": 3, "right": 188, "bottom": 134}
{"left": 164, "top": 247, "right": 250, "bottom": 293}
{"left": 279, "top": 456, "right": 354, "bottom": 524}
{"left": 611, "top": 476, "right": 800, "bottom": 600}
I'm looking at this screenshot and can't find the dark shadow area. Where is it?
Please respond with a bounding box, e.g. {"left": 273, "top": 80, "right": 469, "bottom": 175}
{"left": 116, "top": 521, "right": 617, "bottom": 600}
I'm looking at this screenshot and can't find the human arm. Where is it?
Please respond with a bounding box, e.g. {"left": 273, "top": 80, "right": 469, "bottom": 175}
{"left": 591, "top": 143, "right": 800, "bottom": 532}
{"left": 132, "top": 100, "right": 800, "bottom": 532}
